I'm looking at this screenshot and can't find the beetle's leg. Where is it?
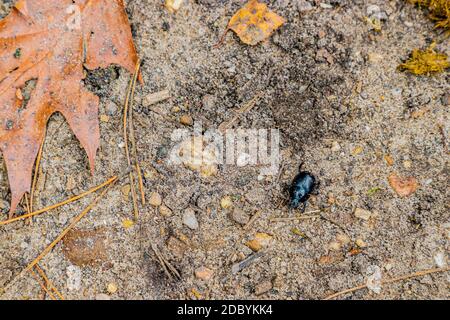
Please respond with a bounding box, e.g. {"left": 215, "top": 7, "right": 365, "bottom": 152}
{"left": 298, "top": 162, "right": 305, "bottom": 172}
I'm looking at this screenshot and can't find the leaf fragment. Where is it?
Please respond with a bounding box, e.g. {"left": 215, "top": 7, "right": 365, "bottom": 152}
{"left": 228, "top": 0, "right": 285, "bottom": 45}
{"left": 399, "top": 43, "right": 449, "bottom": 75}
{"left": 0, "top": 0, "right": 139, "bottom": 215}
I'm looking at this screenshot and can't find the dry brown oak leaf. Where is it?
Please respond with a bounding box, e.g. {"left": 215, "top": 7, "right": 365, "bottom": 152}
{"left": 0, "top": 0, "right": 139, "bottom": 216}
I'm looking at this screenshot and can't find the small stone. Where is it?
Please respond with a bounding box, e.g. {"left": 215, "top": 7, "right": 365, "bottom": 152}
{"left": 328, "top": 241, "right": 341, "bottom": 251}
{"left": 107, "top": 283, "right": 118, "bottom": 294}
{"left": 166, "top": 0, "right": 183, "bottom": 13}
{"left": 194, "top": 266, "right": 214, "bottom": 281}
{"left": 403, "top": 160, "right": 412, "bottom": 169}
{"left": 336, "top": 234, "right": 351, "bottom": 246}
{"left": 255, "top": 281, "right": 272, "bottom": 296}
{"left": 246, "top": 233, "right": 273, "bottom": 252}
{"left": 230, "top": 207, "right": 250, "bottom": 226}
{"left": 331, "top": 141, "right": 341, "bottom": 152}
{"left": 149, "top": 192, "right": 162, "bottom": 207}
{"left": 159, "top": 205, "right": 173, "bottom": 217}
{"left": 121, "top": 184, "right": 131, "bottom": 200}
{"left": 434, "top": 252, "right": 446, "bottom": 268}
{"left": 356, "top": 238, "right": 367, "bottom": 248}
{"left": 144, "top": 168, "right": 158, "bottom": 180}
{"left": 354, "top": 208, "right": 372, "bottom": 221}
{"left": 183, "top": 208, "right": 199, "bottom": 230}
{"left": 105, "top": 101, "right": 118, "bottom": 116}
{"left": 327, "top": 193, "right": 336, "bottom": 204}
{"left": 367, "top": 5, "right": 387, "bottom": 20}
{"left": 221, "top": 196, "right": 233, "bottom": 209}
{"left": 366, "top": 265, "right": 382, "bottom": 294}
{"left": 180, "top": 114, "right": 193, "bottom": 126}
{"left": 297, "top": 0, "right": 313, "bottom": 12}
{"left": 100, "top": 114, "right": 110, "bottom": 123}
{"left": 320, "top": 3, "right": 333, "bottom": 9}
{"left": 143, "top": 90, "right": 171, "bottom": 107}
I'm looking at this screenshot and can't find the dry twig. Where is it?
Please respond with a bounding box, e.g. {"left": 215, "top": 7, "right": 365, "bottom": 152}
{"left": 0, "top": 176, "right": 117, "bottom": 226}
{"left": 150, "top": 244, "right": 181, "bottom": 280}
{"left": 324, "top": 267, "right": 450, "bottom": 300}
{"left": 34, "top": 265, "right": 65, "bottom": 300}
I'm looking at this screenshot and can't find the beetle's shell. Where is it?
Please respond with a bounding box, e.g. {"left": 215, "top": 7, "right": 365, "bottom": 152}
{"left": 289, "top": 172, "right": 316, "bottom": 208}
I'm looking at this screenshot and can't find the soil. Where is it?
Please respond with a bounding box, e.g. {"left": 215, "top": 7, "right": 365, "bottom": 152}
{"left": 0, "top": 0, "right": 448, "bottom": 300}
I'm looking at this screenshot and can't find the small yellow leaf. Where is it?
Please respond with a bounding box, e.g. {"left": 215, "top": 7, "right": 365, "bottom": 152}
{"left": 399, "top": 43, "right": 450, "bottom": 76}
{"left": 122, "top": 219, "right": 135, "bottom": 229}
{"left": 228, "top": 0, "right": 285, "bottom": 45}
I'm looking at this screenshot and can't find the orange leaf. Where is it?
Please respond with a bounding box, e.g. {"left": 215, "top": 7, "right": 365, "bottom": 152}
{"left": 388, "top": 173, "right": 419, "bottom": 197}
{"left": 228, "top": 0, "right": 285, "bottom": 45}
{"left": 0, "top": 0, "right": 139, "bottom": 215}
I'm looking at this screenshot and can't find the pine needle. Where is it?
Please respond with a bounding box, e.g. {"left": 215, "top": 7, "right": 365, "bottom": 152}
{"left": 29, "top": 268, "right": 57, "bottom": 301}
{"left": 123, "top": 60, "right": 141, "bottom": 219}
{"left": 34, "top": 265, "right": 65, "bottom": 300}
{"left": 0, "top": 176, "right": 117, "bottom": 226}
{"left": 128, "top": 62, "right": 146, "bottom": 207}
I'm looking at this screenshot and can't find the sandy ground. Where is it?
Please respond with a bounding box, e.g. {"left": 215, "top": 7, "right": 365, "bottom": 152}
{"left": 0, "top": 0, "right": 449, "bottom": 300}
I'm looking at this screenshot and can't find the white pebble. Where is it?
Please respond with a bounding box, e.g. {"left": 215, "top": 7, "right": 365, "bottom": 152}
{"left": 183, "top": 208, "right": 199, "bottom": 230}
{"left": 366, "top": 265, "right": 382, "bottom": 294}
{"left": 434, "top": 252, "right": 447, "bottom": 268}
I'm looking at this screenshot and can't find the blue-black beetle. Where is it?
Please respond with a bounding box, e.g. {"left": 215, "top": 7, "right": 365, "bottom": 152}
{"left": 289, "top": 164, "right": 317, "bottom": 211}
